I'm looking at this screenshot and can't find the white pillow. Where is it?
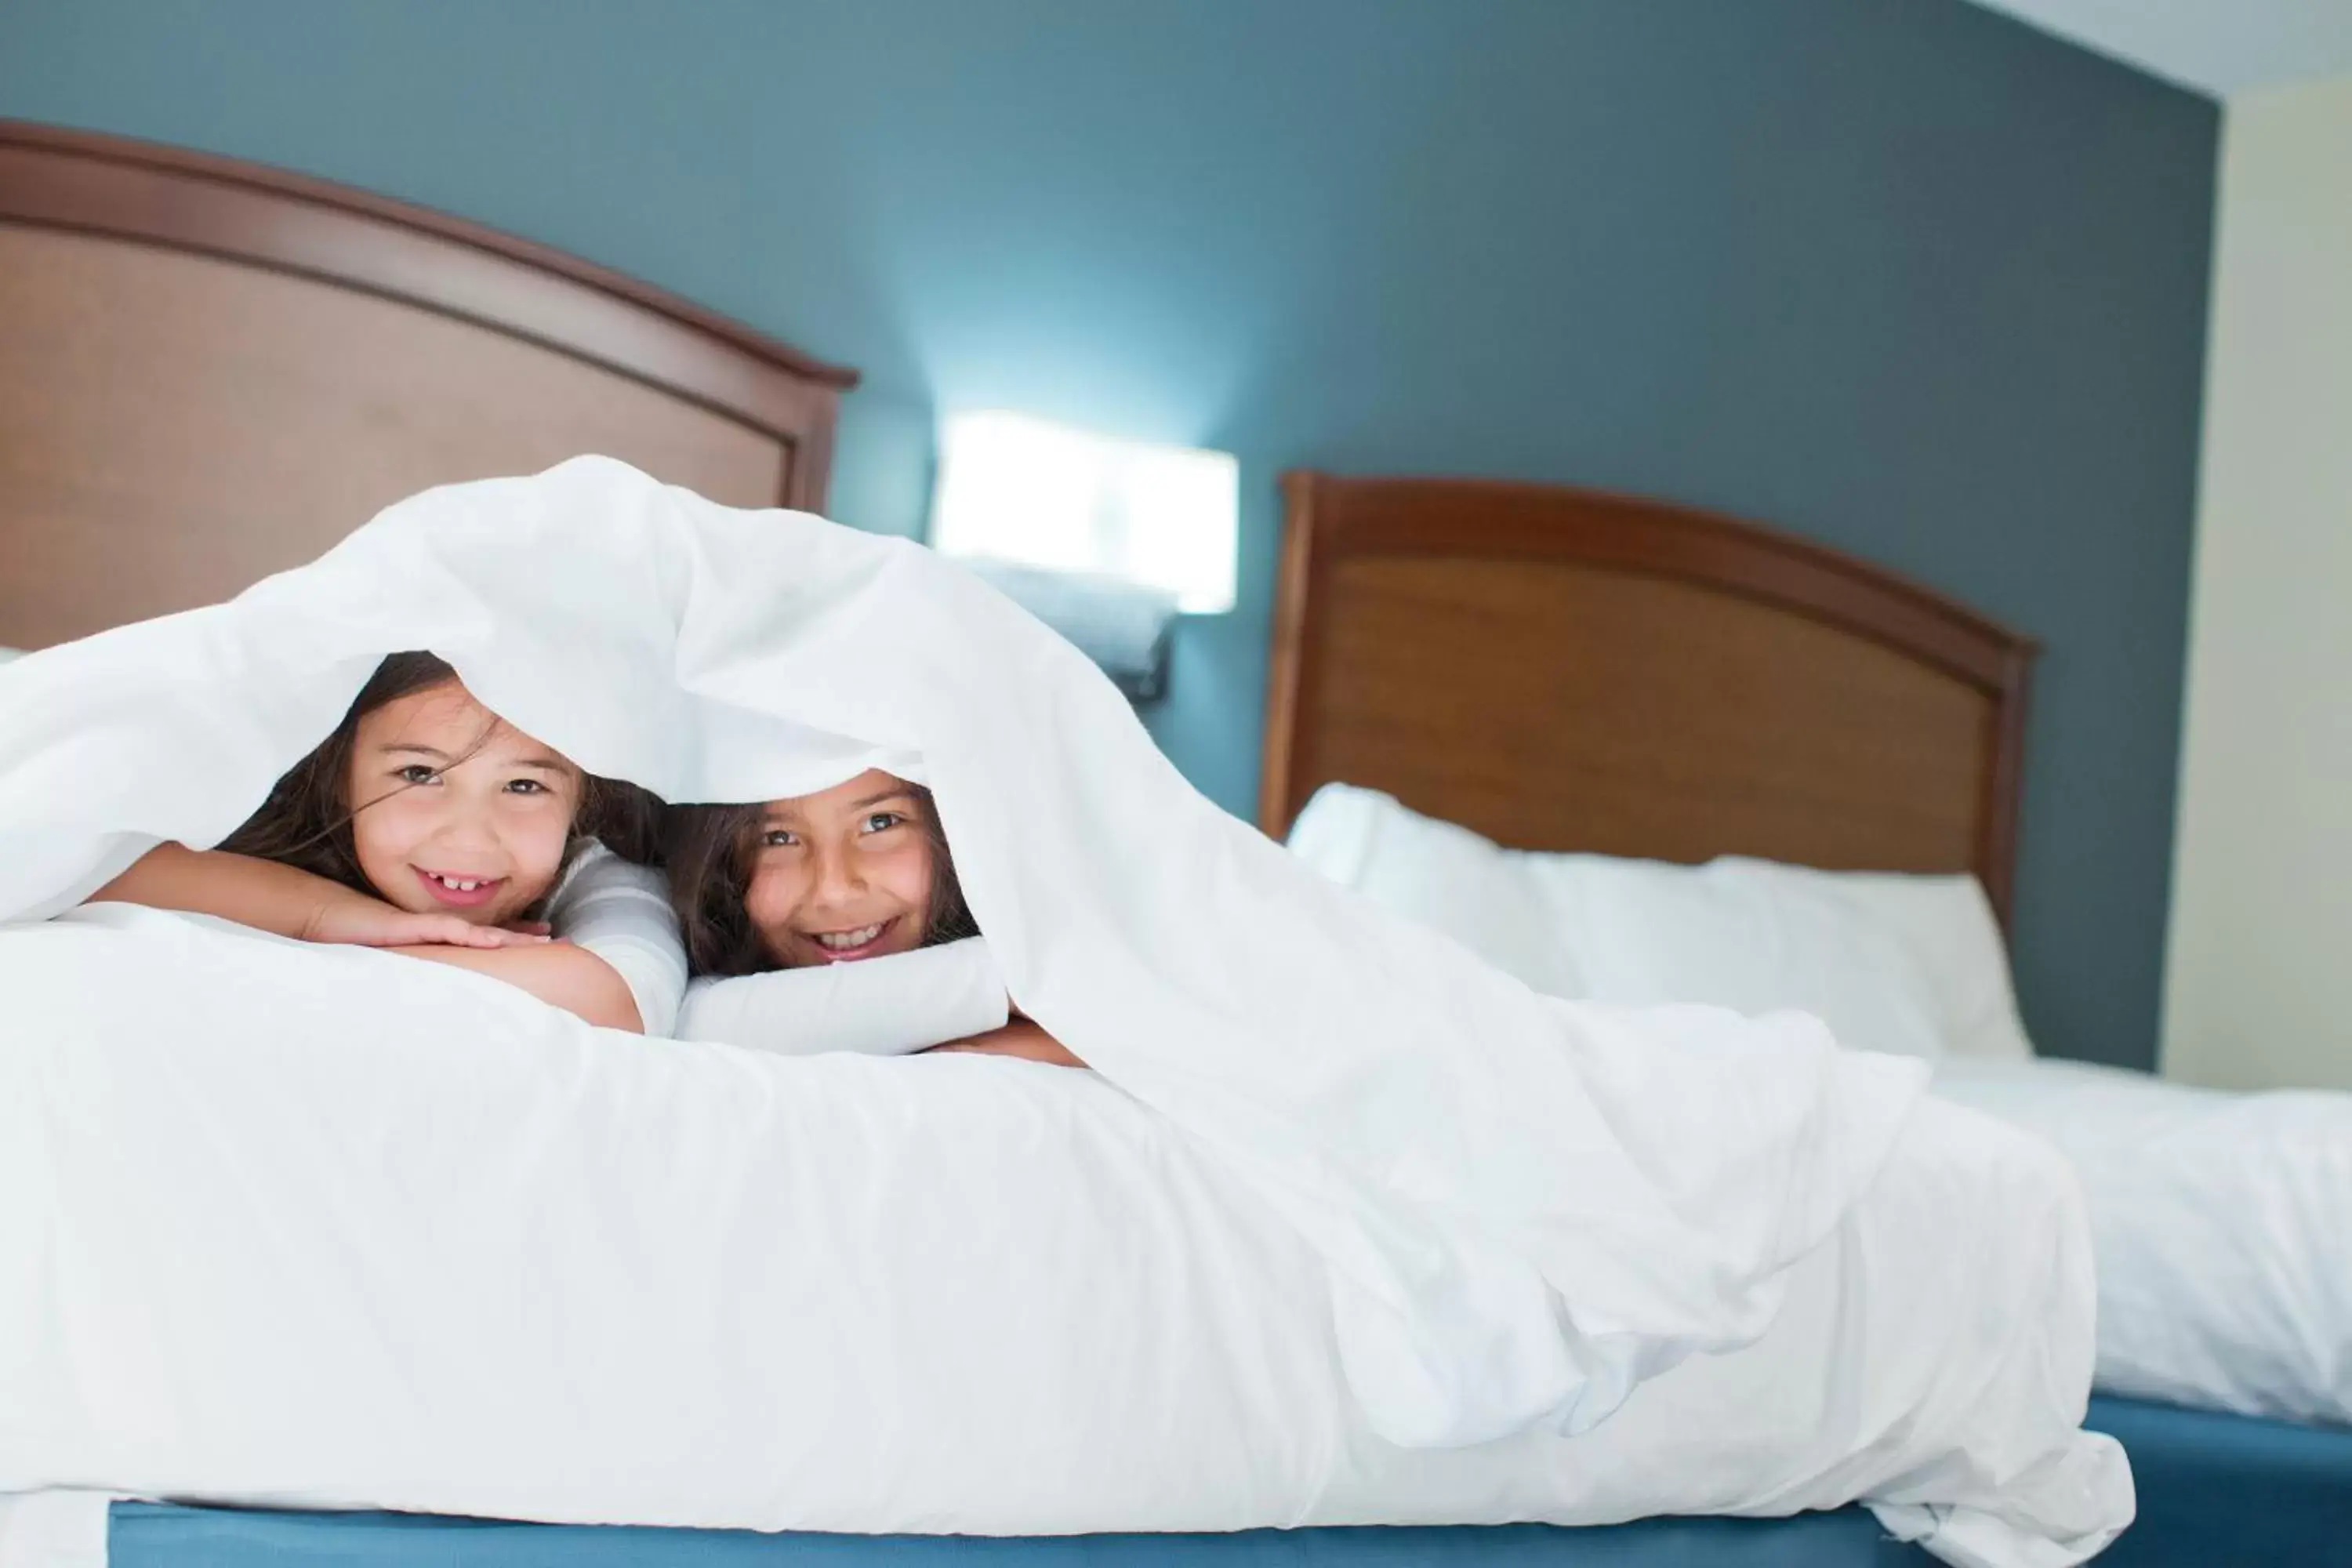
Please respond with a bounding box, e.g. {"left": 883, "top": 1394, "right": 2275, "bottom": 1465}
{"left": 1288, "top": 783, "right": 2034, "bottom": 1062}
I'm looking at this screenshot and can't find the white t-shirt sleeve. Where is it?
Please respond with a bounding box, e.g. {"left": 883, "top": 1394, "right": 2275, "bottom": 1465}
{"left": 540, "top": 841, "right": 688, "bottom": 1037}
{"left": 677, "top": 937, "right": 1009, "bottom": 1058}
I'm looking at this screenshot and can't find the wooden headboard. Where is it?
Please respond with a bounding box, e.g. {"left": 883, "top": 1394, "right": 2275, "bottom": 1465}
{"left": 1260, "top": 472, "right": 2038, "bottom": 924}
{"left": 0, "top": 120, "right": 857, "bottom": 652}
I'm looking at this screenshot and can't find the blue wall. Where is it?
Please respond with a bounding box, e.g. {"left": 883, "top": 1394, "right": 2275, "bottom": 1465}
{"left": 0, "top": 0, "right": 2216, "bottom": 1069}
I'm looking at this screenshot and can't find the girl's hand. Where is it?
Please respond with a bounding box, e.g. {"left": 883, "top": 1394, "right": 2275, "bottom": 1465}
{"left": 301, "top": 899, "right": 553, "bottom": 950}
{"left": 928, "top": 1021, "right": 1087, "bottom": 1069}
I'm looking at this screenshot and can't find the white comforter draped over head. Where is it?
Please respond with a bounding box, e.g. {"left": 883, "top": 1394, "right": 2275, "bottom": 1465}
{"left": 0, "top": 455, "right": 1928, "bottom": 1449}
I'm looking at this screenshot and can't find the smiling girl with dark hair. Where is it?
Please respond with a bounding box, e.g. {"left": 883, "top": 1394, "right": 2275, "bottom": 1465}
{"left": 666, "top": 770, "right": 1083, "bottom": 1066}
{"left": 85, "top": 652, "right": 677, "bottom": 1033}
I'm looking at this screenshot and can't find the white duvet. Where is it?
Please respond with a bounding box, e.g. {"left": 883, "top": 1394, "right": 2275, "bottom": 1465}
{"left": 0, "top": 459, "right": 2129, "bottom": 1565}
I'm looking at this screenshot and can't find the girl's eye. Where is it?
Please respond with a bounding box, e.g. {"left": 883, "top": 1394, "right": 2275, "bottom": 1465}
{"left": 504, "top": 779, "right": 547, "bottom": 796}
{"left": 761, "top": 829, "right": 799, "bottom": 848}
{"left": 862, "top": 811, "right": 904, "bottom": 834}
{"left": 394, "top": 764, "right": 441, "bottom": 786}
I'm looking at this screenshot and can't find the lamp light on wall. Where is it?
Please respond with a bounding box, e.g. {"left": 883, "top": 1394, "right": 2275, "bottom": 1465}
{"left": 929, "top": 410, "right": 1239, "bottom": 700}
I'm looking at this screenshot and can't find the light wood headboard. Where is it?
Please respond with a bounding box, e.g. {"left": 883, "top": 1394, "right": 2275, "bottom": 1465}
{"left": 0, "top": 120, "right": 857, "bottom": 652}
{"left": 1260, "top": 472, "right": 2038, "bottom": 924}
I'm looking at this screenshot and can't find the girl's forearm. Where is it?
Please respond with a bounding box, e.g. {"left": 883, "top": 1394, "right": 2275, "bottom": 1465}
{"left": 392, "top": 943, "right": 644, "bottom": 1033}
{"left": 929, "top": 1021, "right": 1086, "bottom": 1068}
{"left": 88, "top": 842, "right": 361, "bottom": 939}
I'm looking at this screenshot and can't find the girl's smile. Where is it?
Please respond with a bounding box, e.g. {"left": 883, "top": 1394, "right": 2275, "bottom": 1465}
{"left": 804, "top": 916, "right": 901, "bottom": 960}
{"left": 412, "top": 868, "right": 510, "bottom": 909}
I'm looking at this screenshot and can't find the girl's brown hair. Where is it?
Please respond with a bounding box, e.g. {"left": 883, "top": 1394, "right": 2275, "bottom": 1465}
{"left": 665, "top": 786, "right": 978, "bottom": 978}
{"left": 218, "top": 652, "right": 662, "bottom": 906}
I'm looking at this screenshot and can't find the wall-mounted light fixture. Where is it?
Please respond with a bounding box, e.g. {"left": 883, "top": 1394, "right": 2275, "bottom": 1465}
{"left": 929, "top": 410, "right": 1239, "bottom": 700}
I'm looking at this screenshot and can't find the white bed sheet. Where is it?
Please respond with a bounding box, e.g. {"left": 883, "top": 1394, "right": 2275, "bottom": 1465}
{"left": 1, "top": 906, "right": 2126, "bottom": 1567}
{"left": 1933, "top": 1057, "right": 2352, "bottom": 1428}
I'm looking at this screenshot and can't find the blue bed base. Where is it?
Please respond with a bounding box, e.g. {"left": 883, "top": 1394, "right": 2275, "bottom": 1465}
{"left": 111, "top": 1507, "right": 1926, "bottom": 1566}
{"left": 2083, "top": 1396, "right": 2352, "bottom": 1565}
{"left": 106, "top": 1397, "right": 2352, "bottom": 1567}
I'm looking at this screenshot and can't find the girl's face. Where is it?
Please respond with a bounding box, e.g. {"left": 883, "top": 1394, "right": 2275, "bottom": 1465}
{"left": 743, "top": 770, "right": 937, "bottom": 967}
{"left": 344, "top": 680, "right": 580, "bottom": 927}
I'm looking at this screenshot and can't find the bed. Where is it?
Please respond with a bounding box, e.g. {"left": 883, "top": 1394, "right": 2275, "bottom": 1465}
{"left": 1263, "top": 470, "right": 2352, "bottom": 1567}
{"left": 0, "top": 121, "right": 2014, "bottom": 1568}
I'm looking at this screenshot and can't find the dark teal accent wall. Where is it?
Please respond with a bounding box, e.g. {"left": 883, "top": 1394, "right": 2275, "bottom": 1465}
{"left": 0, "top": 0, "right": 2216, "bottom": 1069}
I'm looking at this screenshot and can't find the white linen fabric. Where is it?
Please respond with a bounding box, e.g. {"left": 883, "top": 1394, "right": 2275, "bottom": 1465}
{"left": 541, "top": 840, "right": 689, "bottom": 1035}
{"left": 1288, "top": 782, "right": 2032, "bottom": 1062}
{"left": 0, "top": 458, "right": 1934, "bottom": 1446}
{"left": 1936, "top": 1057, "right": 2352, "bottom": 1428}
{"left": 0, "top": 1492, "right": 107, "bottom": 1568}
{"left": 2, "top": 906, "right": 2126, "bottom": 1568}
{"left": 679, "top": 937, "right": 1009, "bottom": 1056}
{"left": 0, "top": 459, "right": 2126, "bottom": 1563}
{"left": 1291, "top": 782, "right": 2351, "bottom": 1428}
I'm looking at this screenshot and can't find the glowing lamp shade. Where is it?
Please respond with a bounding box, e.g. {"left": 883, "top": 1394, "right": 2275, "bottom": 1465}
{"left": 929, "top": 412, "right": 1239, "bottom": 615}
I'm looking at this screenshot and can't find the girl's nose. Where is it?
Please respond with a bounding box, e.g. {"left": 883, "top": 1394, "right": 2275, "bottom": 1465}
{"left": 426, "top": 801, "right": 500, "bottom": 852}
{"left": 809, "top": 843, "right": 865, "bottom": 904}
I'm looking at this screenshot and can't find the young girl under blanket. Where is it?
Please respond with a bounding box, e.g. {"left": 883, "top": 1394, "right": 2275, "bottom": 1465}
{"left": 87, "top": 652, "right": 675, "bottom": 1031}
{"left": 666, "top": 771, "right": 1084, "bottom": 1066}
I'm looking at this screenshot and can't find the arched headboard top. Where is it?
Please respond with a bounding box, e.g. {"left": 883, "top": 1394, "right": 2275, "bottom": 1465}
{"left": 0, "top": 119, "right": 857, "bottom": 649}
{"left": 1261, "top": 471, "right": 2038, "bottom": 924}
